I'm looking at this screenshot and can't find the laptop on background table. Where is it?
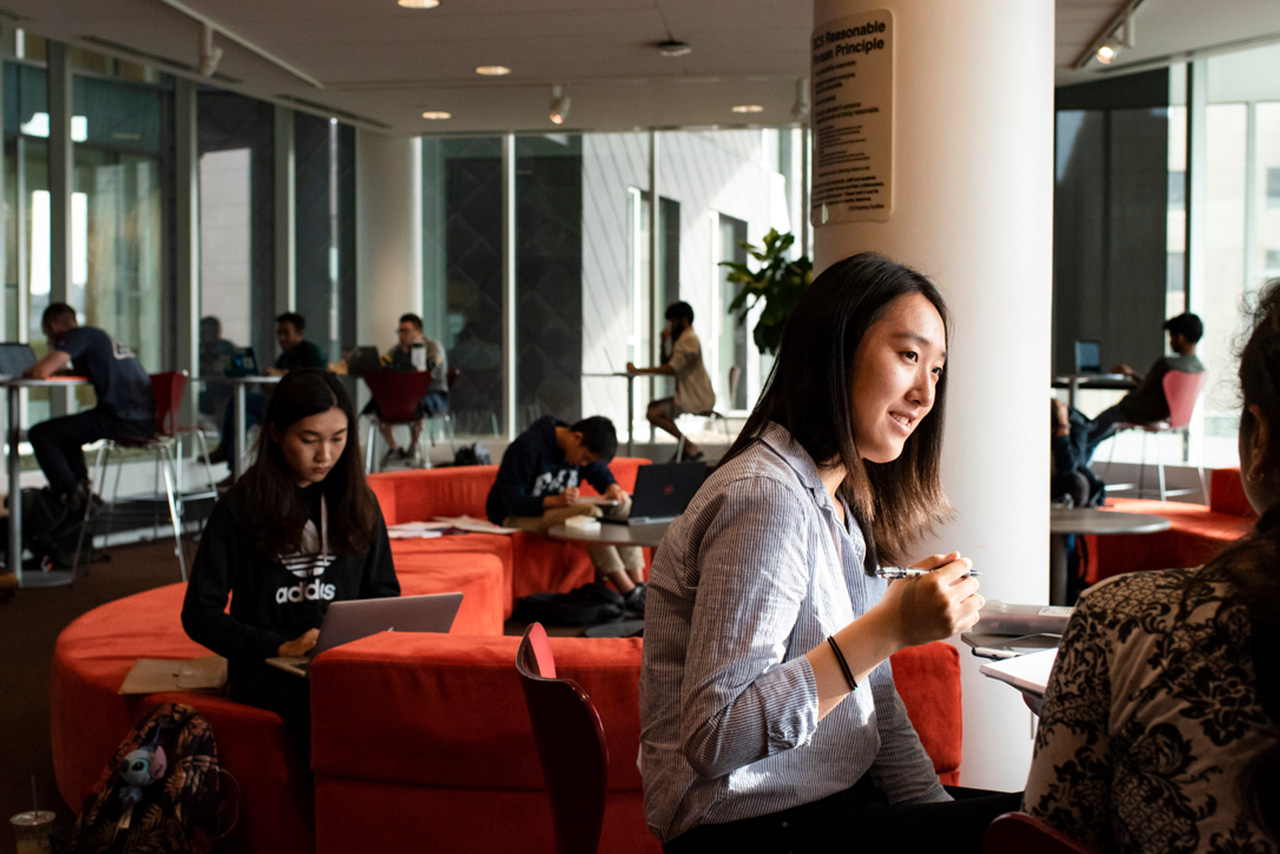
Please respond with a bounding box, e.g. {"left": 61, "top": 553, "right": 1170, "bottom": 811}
{"left": 225, "top": 346, "right": 260, "bottom": 377}
{"left": 1073, "top": 340, "right": 1102, "bottom": 375}
{"left": 266, "top": 592, "right": 463, "bottom": 677}
{"left": 604, "top": 461, "right": 707, "bottom": 526}
{"left": 343, "top": 346, "right": 383, "bottom": 375}
{"left": 0, "top": 342, "right": 37, "bottom": 379}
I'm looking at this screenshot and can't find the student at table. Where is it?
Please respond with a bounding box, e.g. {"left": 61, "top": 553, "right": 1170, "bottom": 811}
{"left": 24, "top": 302, "right": 155, "bottom": 525}
{"left": 639, "top": 253, "right": 1018, "bottom": 853}
{"left": 363, "top": 312, "right": 449, "bottom": 467}
{"left": 182, "top": 369, "right": 399, "bottom": 730}
{"left": 1025, "top": 284, "right": 1280, "bottom": 853}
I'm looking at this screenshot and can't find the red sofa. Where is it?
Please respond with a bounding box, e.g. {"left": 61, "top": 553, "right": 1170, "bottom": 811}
{"left": 1087, "top": 467, "right": 1257, "bottom": 583}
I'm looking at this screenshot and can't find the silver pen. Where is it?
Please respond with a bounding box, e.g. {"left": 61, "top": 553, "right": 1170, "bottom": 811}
{"left": 875, "top": 567, "right": 981, "bottom": 579}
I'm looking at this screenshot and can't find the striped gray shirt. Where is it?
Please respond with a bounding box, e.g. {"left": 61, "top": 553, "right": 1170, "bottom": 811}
{"left": 639, "top": 423, "right": 948, "bottom": 843}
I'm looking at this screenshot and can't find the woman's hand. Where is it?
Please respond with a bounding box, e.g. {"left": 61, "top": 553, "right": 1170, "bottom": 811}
{"left": 277, "top": 628, "right": 320, "bottom": 658}
{"left": 875, "top": 551, "right": 984, "bottom": 648}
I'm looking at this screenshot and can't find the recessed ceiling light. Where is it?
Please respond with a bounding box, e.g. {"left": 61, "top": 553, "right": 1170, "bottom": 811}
{"left": 731, "top": 104, "right": 764, "bottom": 114}
{"left": 657, "top": 39, "right": 691, "bottom": 57}
{"left": 475, "top": 65, "right": 511, "bottom": 77}
{"left": 422, "top": 111, "right": 452, "bottom": 120}
{"left": 397, "top": 0, "right": 439, "bottom": 7}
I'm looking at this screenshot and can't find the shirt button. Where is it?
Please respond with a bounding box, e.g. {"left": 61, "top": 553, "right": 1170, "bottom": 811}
{"left": 780, "top": 821, "right": 789, "bottom": 828}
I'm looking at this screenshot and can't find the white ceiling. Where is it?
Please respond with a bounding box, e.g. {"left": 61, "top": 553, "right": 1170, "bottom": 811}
{"left": 4, "top": 0, "right": 1280, "bottom": 136}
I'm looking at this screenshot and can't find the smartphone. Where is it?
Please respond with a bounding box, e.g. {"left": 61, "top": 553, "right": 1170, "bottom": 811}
{"left": 970, "top": 633, "right": 1062, "bottom": 660}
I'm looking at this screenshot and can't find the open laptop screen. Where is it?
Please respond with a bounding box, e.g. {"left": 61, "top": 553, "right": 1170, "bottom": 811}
{"left": 1073, "top": 340, "right": 1101, "bottom": 375}
{"left": 0, "top": 342, "right": 36, "bottom": 378}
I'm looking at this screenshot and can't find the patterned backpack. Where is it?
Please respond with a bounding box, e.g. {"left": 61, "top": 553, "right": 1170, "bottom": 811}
{"left": 68, "top": 702, "right": 236, "bottom": 854}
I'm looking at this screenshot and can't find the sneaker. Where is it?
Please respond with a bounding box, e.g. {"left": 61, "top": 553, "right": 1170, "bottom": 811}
{"left": 204, "top": 446, "right": 229, "bottom": 465}
{"left": 623, "top": 582, "right": 647, "bottom": 615}
{"left": 381, "top": 448, "right": 409, "bottom": 467}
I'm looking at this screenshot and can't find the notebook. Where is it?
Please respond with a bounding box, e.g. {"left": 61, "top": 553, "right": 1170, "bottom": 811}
{"left": 265, "top": 592, "right": 463, "bottom": 678}
{"left": 224, "top": 346, "right": 260, "bottom": 377}
{"left": 1073, "top": 340, "right": 1101, "bottom": 375}
{"left": 343, "top": 346, "right": 383, "bottom": 375}
{"left": 0, "top": 342, "right": 37, "bottom": 379}
{"left": 604, "top": 461, "right": 706, "bottom": 526}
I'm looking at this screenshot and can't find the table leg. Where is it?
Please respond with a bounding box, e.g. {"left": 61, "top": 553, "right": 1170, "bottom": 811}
{"left": 7, "top": 385, "right": 20, "bottom": 585}
{"left": 233, "top": 383, "right": 247, "bottom": 481}
{"left": 1050, "top": 532, "right": 1071, "bottom": 606}
{"left": 1068, "top": 377, "right": 1079, "bottom": 411}
{"left": 626, "top": 375, "right": 635, "bottom": 457}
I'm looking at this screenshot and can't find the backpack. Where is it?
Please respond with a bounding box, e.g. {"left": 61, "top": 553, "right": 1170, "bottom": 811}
{"left": 513, "top": 582, "right": 625, "bottom": 626}
{"left": 0, "top": 487, "right": 86, "bottom": 570}
{"left": 68, "top": 703, "right": 235, "bottom": 854}
{"left": 453, "top": 442, "right": 491, "bottom": 466}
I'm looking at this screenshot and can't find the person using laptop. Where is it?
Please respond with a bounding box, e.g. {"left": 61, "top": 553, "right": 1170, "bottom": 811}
{"left": 1083, "top": 311, "right": 1205, "bottom": 462}
{"left": 627, "top": 301, "right": 716, "bottom": 462}
{"left": 182, "top": 369, "right": 399, "bottom": 734}
{"left": 639, "top": 253, "right": 1015, "bottom": 853}
{"left": 485, "top": 414, "right": 647, "bottom": 613}
{"left": 24, "top": 303, "right": 155, "bottom": 525}
{"left": 207, "top": 312, "right": 328, "bottom": 467}
{"left": 361, "top": 312, "right": 449, "bottom": 467}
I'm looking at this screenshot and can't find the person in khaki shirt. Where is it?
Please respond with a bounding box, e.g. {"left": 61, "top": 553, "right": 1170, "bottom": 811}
{"left": 628, "top": 301, "right": 716, "bottom": 461}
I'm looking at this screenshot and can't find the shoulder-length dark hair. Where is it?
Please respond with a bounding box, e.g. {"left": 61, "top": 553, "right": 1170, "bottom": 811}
{"left": 1215, "top": 279, "right": 1280, "bottom": 839}
{"left": 242, "top": 368, "right": 377, "bottom": 557}
{"left": 721, "top": 251, "right": 951, "bottom": 570}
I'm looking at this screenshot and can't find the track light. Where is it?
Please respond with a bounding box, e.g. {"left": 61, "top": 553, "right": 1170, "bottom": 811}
{"left": 549, "top": 85, "right": 570, "bottom": 126}
{"left": 1096, "top": 43, "right": 1117, "bottom": 64}
{"left": 199, "top": 24, "right": 223, "bottom": 77}
{"left": 1095, "top": 5, "right": 1135, "bottom": 66}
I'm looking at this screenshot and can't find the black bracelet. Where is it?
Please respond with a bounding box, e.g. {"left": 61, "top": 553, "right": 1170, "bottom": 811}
{"left": 827, "top": 636, "right": 858, "bottom": 692}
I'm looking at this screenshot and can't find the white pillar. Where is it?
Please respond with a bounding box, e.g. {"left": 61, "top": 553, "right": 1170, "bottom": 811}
{"left": 813, "top": 0, "right": 1054, "bottom": 791}
{"left": 355, "top": 132, "right": 423, "bottom": 345}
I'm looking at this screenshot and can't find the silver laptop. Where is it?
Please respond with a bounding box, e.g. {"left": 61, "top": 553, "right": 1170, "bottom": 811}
{"left": 266, "top": 592, "right": 463, "bottom": 677}
{"left": 0, "top": 342, "right": 37, "bottom": 379}
{"left": 603, "top": 461, "right": 706, "bottom": 526}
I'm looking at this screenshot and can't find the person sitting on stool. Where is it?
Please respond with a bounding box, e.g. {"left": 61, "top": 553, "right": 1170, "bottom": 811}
{"left": 24, "top": 303, "right": 156, "bottom": 525}
{"left": 627, "top": 301, "right": 715, "bottom": 461}
{"left": 363, "top": 312, "right": 448, "bottom": 467}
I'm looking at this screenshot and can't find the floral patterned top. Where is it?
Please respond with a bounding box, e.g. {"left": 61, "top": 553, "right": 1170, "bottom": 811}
{"left": 1025, "top": 565, "right": 1276, "bottom": 854}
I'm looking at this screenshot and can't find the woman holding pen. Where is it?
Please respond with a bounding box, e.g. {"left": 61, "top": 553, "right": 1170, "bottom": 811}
{"left": 639, "top": 253, "right": 1018, "bottom": 853}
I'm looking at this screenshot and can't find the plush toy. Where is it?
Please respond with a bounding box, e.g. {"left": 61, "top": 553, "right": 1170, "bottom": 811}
{"left": 118, "top": 744, "right": 167, "bottom": 822}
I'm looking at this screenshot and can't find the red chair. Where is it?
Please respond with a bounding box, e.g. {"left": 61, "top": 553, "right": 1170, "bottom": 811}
{"left": 983, "top": 812, "right": 1095, "bottom": 854}
{"left": 1103, "top": 369, "right": 1207, "bottom": 501}
{"left": 73, "top": 371, "right": 216, "bottom": 580}
{"left": 362, "top": 369, "right": 435, "bottom": 472}
{"left": 516, "top": 623, "right": 608, "bottom": 854}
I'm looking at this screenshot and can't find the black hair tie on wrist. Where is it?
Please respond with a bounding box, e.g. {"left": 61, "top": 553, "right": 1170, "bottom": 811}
{"left": 827, "top": 635, "right": 858, "bottom": 692}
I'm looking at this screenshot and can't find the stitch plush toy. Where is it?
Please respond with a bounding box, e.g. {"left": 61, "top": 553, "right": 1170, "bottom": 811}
{"left": 117, "top": 745, "right": 166, "bottom": 828}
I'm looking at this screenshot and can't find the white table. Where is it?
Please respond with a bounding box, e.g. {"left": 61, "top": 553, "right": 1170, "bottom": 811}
{"left": 1051, "top": 373, "right": 1136, "bottom": 410}
{"left": 547, "top": 519, "right": 669, "bottom": 550}
{"left": 1048, "top": 506, "right": 1170, "bottom": 605}
{"left": 203, "top": 375, "right": 282, "bottom": 480}
{"left": 583, "top": 372, "right": 640, "bottom": 456}
{"left": 3, "top": 377, "right": 89, "bottom": 588}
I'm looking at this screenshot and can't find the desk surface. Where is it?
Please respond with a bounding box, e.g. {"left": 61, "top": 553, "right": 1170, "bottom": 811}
{"left": 1049, "top": 506, "right": 1171, "bottom": 536}
{"left": 547, "top": 521, "right": 669, "bottom": 549}
{"left": 1051, "top": 373, "right": 1136, "bottom": 390}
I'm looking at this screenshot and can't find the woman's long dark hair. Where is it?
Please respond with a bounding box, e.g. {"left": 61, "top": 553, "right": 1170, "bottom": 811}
{"left": 720, "top": 252, "right": 951, "bottom": 569}
{"left": 1212, "top": 280, "right": 1280, "bottom": 839}
{"left": 242, "top": 368, "right": 377, "bottom": 557}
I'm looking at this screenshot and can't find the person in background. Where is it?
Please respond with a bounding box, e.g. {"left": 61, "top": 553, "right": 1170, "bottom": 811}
{"left": 182, "top": 369, "right": 399, "bottom": 736}
{"left": 485, "top": 414, "right": 647, "bottom": 613}
{"left": 1084, "top": 312, "right": 1205, "bottom": 462}
{"left": 365, "top": 312, "right": 448, "bottom": 467}
{"left": 24, "top": 303, "right": 155, "bottom": 524}
{"left": 639, "top": 253, "right": 1016, "bottom": 853}
{"left": 198, "top": 315, "right": 236, "bottom": 426}
{"left": 208, "top": 312, "right": 328, "bottom": 467}
{"left": 628, "top": 301, "right": 716, "bottom": 462}
{"left": 1025, "top": 283, "right": 1280, "bottom": 853}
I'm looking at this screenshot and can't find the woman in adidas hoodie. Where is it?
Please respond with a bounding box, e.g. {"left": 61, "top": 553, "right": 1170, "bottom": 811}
{"left": 182, "top": 369, "right": 399, "bottom": 725}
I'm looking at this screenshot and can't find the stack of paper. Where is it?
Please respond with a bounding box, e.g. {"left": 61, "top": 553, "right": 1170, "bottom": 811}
{"left": 387, "top": 521, "right": 451, "bottom": 540}
{"left": 979, "top": 648, "right": 1058, "bottom": 698}
{"left": 432, "top": 515, "right": 520, "bottom": 535}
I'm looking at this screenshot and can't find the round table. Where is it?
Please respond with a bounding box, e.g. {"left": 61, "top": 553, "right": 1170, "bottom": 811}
{"left": 1049, "top": 506, "right": 1171, "bottom": 605}
{"left": 546, "top": 520, "right": 670, "bottom": 550}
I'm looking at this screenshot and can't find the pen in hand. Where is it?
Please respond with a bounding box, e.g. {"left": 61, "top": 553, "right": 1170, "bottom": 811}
{"left": 875, "top": 567, "right": 981, "bottom": 579}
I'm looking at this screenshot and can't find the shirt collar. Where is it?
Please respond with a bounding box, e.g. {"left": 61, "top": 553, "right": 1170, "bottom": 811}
{"left": 757, "top": 422, "right": 828, "bottom": 495}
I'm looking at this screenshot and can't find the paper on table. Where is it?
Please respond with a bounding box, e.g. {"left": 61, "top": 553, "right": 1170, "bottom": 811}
{"left": 433, "top": 515, "right": 520, "bottom": 535}
{"left": 387, "top": 521, "right": 449, "bottom": 539}
{"left": 119, "top": 655, "right": 227, "bottom": 694}
{"left": 979, "top": 648, "right": 1058, "bottom": 698}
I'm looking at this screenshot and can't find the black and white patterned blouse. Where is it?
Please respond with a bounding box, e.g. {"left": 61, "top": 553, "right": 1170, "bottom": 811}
{"left": 1025, "top": 565, "right": 1276, "bottom": 853}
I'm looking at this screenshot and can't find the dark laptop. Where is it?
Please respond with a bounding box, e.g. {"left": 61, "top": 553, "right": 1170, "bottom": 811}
{"left": 343, "top": 346, "right": 383, "bottom": 375}
{"left": 224, "top": 346, "right": 260, "bottom": 377}
{"left": 265, "top": 592, "right": 464, "bottom": 678}
{"left": 604, "top": 461, "right": 707, "bottom": 526}
{"left": 1073, "top": 340, "right": 1101, "bottom": 375}
{"left": 0, "top": 342, "right": 37, "bottom": 379}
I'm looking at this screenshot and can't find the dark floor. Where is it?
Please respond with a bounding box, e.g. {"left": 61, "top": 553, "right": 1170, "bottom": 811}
{"left": 1, "top": 539, "right": 184, "bottom": 854}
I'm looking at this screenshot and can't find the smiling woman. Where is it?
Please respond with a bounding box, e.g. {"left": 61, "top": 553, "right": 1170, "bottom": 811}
{"left": 638, "top": 253, "right": 1019, "bottom": 854}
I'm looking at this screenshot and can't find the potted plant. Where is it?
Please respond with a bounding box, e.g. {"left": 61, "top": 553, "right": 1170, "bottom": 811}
{"left": 721, "top": 229, "right": 812, "bottom": 356}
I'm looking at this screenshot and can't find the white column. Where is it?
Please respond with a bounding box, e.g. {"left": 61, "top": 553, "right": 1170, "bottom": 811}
{"left": 813, "top": 0, "right": 1054, "bottom": 791}
{"left": 355, "top": 132, "right": 423, "bottom": 346}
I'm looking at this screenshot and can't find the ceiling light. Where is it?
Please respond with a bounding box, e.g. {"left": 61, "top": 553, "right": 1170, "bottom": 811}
{"left": 421, "top": 110, "right": 452, "bottom": 120}
{"left": 475, "top": 65, "right": 510, "bottom": 77}
{"left": 199, "top": 24, "right": 223, "bottom": 78}
{"left": 731, "top": 104, "right": 764, "bottom": 114}
{"left": 791, "top": 77, "right": 809, "bottom": 120}
{"left": 397, "top": 0, "right": 440, "bottom": 6}
{"left": 657, "top": 39, "right": 691, "bottom": 57}
{"left": 1095, "top": 44, "right": 1117, "bottom": 64}
{"left": 549, "top": 85, "right": 570, "bottom": 125}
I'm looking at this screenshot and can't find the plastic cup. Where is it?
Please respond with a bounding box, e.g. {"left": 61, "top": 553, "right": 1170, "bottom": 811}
{"left": 10, "top": 811, "right": 54, "bottom": 854}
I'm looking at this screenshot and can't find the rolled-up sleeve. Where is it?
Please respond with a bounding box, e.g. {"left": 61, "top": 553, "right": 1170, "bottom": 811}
{"left": 679, "top": 479, "right": 820, "bottom": 778}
